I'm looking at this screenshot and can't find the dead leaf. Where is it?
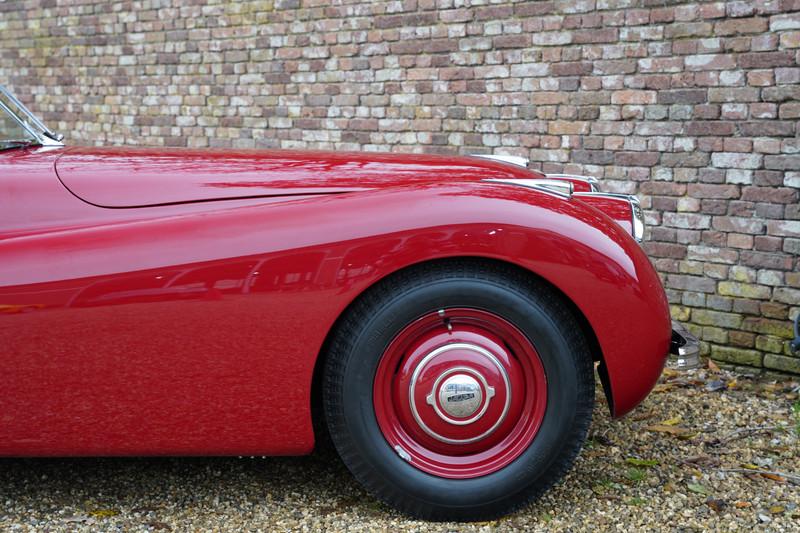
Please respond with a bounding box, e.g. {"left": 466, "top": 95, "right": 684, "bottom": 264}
{"left": 682, "top": 455, "right": 721, "bottom": 468}
{"left": 761, "top": 473, "right": 786, "bottom": 482}
{"left": 626, "top": 457, "right": 659, "bottom": 467}
{"left": 63, "top": 515, "right": 92, "bottom": 524}
{"left": 660, "top": 416, "right": 682, "bottom": 426}
{"left": 645, "top": 424, "right": 688, "bottom": 434}
{"left": 588, "top": 434, "right": 614, "bottom": 446}
{"left": 735, "top": 501, "right": 752, "bottom": 509}
{"left": 770, "top": 505, "right": 785, "bottom": 514}
{"left": 687, "top": 483, "right": 710, "bottom": 495}
{"left": 708, "top": 359, "right": 720, "bottom": 373}
{"left": 706, "top": 498, "right": 727, "bottom": 512}
{"left": 645, "top": 424, "right": 696, "bottom": 439}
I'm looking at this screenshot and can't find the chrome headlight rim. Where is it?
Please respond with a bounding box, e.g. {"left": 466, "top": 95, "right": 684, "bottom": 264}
{"left": 629, "top": 196, "right": 645, "bottom": 243}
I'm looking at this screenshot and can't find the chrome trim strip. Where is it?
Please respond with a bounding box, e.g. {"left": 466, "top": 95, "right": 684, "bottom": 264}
{"left": 545, "top": 173, "right": 600, "bottom": 192}
{"left": 470, "top": 154, "right": 529, "bottom": 168}
{"left": 0, "top": 85, "right": 64, "bottom": 146}
{"left": 630, "top": 196, "right": 645, "bottom": 243}
{"left": 484, "top": 178, "right": 573, "bottom": 198}
{"left": 573, "top": 191, "right": 634, "bottom": 200}
{"left": 545, "top": 173, "right": 599, "bottom": 184}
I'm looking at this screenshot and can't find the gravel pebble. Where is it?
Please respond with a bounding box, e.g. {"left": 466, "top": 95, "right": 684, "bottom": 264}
{"left": 1, "top": 366, "right": 798, "bottom": 532}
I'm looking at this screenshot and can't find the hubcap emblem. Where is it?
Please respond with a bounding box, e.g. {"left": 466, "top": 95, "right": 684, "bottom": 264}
{"left": 437, "top": 374, "right": 482, "bottom": 418}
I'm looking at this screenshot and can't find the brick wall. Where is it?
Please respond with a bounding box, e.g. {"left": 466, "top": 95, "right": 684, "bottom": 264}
{"left": 1, "top": 0, "right": 798, "bottom": 373}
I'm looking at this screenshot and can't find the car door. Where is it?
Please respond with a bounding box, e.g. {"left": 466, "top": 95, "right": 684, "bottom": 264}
{"left": 0, "top": 148, "right": 332, "bottom": 457}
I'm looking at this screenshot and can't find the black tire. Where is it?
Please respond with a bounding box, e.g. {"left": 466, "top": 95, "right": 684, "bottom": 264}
{"left": 322, "top": 260, "right": 594, "bottom": 521}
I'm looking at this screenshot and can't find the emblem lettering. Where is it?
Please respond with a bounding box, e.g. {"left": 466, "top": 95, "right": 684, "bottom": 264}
{"left": 446, "top": 392, "right": 476, "bottom": 403}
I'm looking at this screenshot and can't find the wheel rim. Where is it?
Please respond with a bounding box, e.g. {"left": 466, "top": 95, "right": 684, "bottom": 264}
{"left": 373, "top": 308, "right": 548, "bottom": 479}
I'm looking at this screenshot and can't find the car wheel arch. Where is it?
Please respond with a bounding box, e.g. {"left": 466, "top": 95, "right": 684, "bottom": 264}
{"left": 308, "top": 255, "right": 610, "bottom": 449}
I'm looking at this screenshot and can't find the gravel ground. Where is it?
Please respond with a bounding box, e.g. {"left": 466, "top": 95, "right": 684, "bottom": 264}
{"left": 1, "top": 364, "right": 798, "bottom": 532}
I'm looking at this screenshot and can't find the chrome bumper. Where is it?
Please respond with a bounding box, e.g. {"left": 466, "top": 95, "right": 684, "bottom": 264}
{"left": 669, "top": 321, "right": 701, "bottom": 370}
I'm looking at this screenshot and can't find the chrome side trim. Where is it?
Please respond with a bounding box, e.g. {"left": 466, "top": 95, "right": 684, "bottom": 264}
{"left": 470, "top": 154, "right": 529, "bottom": 168}
{"left": 573, "top": 191, "right": 634, "bottom": 200}
{"left": 545, "top": 173, "right": 600, "bottom": 192}
{"left": 484, "top": 178, "right": 573, "bottom": 198}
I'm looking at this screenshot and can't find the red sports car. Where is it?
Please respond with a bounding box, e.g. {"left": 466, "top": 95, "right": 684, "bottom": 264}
{"left": 0, "top": 86, "right": 698, "bottom": 521}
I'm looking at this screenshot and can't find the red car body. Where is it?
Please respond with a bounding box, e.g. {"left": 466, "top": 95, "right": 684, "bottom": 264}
{"left": 0, "top": 145, "right": 671, "bottom": 457}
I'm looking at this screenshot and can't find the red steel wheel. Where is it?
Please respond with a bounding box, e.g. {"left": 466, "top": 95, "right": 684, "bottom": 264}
{"left": 323, "top": 260, "right": 594, "bottom": 521}
{"left": 373, "top": 308, "right": 547, "bottom": 478}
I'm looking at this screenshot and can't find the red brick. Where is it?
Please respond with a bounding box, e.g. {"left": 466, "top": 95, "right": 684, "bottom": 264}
{"left": 658, "top": 89, "right": 707, "bottom": 104}
{"left": 699, "top": 2, "right": 727, "bottom": 19}
{"left": 739, "top": 51, "right": 797, "bottom": 69}
{"left": 755, "top": 236, "right": 784, "bottom": 252}
{"left": 573, "top": 28, "right": 619, "bottom": 44}
{"left": 740, "top": 251, "right": 795, "bottom": 270}
{"left": 715, "top": 16, "right": 768, "bottom": 35}
{"left": 727, "top": 234, "right": 754, "bottom": 249}
{"left": 551, "top": 61, "right": 593, "bottom": 76}
{"left": 688, "top": 184, "right": 741, "bottom": 199}
{"left": 685, "top": 121, "right": 735, "bottom": 136}
{"left": 374, "top": 12, "right": 437, "bottom": 29}
{"left": 742, "top": 187, "right": 798, "bottom": 203}
{"left": 492, "top": 35, "right": 530, "bottom": 49}
{"left": 515, "top": 2, "right": 555, "bottom": 16}
{"left": 615, "top": 151, "right": 660, "bottom": 166}
{"left": 611, "top": 90, "right": 657, "bottom": 104}
{"left": 747, "top": 70, "right": 774, "bottom": 86}
{"left": 644, "top": 242, "right": 687, "bottom": 259}
{"left": 712, "top": 216, "right": 765, "bottom": 233}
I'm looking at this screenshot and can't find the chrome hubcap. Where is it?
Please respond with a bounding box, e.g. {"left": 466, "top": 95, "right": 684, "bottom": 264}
{"left": 437, "top": 373, "right": 484, "bottom": 419}
{"left": 426, "top": 369, "right": 495, "bottom": 423}
{"left": 409, "top": 342, "right": 511, "bottom": 445}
